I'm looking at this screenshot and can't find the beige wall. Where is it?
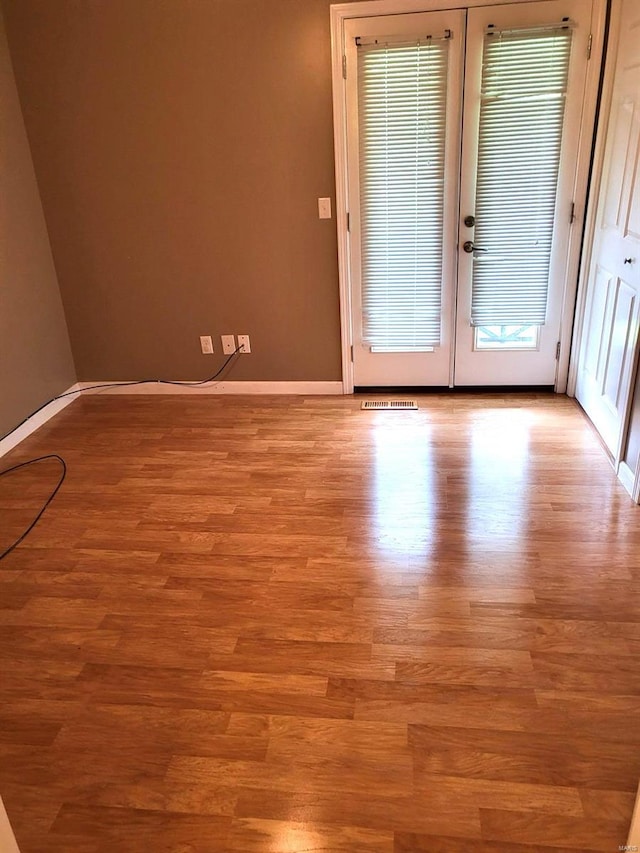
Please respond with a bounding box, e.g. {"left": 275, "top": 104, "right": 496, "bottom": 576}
{"left": 0, "top": 4, "right": 75, "bottom": 440}
{"left": 1, "top": 0, "right": 361, "bottom": 383}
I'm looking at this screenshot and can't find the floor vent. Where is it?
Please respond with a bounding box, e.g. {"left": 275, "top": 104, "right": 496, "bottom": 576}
{"left": 361, "top": 400, "right": 418, "bottom": 410}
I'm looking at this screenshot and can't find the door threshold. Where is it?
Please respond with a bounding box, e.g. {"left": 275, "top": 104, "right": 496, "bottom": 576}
{"left": 354, "top": 385, "right": 555, "bottom": 394}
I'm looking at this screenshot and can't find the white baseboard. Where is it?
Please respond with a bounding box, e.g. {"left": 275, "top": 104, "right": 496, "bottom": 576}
{"left": 0, "top": 384, "right": 81, "bottom": 459}
{"left": 0, "top": 798, "right": 20, "bottom": 853}
{"left": 629, "top": 780, "right": 640, "bottom": 847}
{"left": 76, "top": 380, "right": 344, "bottom": 396}
{"left": 0, "top": 380, "right": 345, "bottom": 459}
{"left": 618, "top": 461, "right": 635, "bottom": 498}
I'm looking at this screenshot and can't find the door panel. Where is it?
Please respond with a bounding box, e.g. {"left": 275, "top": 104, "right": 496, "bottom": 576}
{"left": 583, "top": 266, "right": 612, "bottom": 378}
{"left": 576, "top": 0, "right": 640, "bottom": 457}
{"left": 579, "top": 270, "right": 639, "bottom": 453}
{"left": 345, "top": 10, "right": 465, "bottom": 387}
{"left": 601, "top": 281, "right": 636, "bottom": 410}
{"left": 454, "top": 0, "right": 592, "bottom": 386}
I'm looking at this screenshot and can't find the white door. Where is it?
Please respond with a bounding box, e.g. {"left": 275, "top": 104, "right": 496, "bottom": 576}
{"left": 345, "top": 10, "right": 465, "bottom": 387}
{"left": 575, "top": 0, "right": 640, "bottom": 457}
{"left": 455, "top": 0, "right": 591, "bottom": 385}
{"left": 344, "top": 0, "right": 593, "bottom": 388}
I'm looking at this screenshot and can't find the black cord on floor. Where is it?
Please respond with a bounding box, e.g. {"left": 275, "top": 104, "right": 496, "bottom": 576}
{"left": 0, "top": 345, "right": 243, "bottom": 446}
{"left": 0, "top": 455, "right": 66, "bottom": 562}
{"left": 0, "top": 346, "right": 243, "bottom": 560}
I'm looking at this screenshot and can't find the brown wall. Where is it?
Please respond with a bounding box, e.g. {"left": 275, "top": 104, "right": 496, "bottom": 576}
{"left": 0, "top": 5, "right": 76, "bottom": 440}
{"left": 2, "top": 0, "right": 358, "bottom": 383}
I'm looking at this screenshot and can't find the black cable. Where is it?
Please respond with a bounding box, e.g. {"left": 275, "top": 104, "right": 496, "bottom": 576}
{"left": 0, "top": 345, "right": 243, "bottom": 445}
{"left": 0, "top": 346, "right": 243, "bottom": 559}
{"left": 0, "top": 455, "right": 66, "bottom": 561}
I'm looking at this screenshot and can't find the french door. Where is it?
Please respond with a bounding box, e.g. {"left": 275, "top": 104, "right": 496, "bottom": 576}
{"left": 342, "top": 0, "right": 593, "bottom": 387}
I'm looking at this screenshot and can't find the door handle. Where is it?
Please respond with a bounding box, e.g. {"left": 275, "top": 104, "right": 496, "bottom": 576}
{"left": 463, "top": 241, "right": 488, "bottom": 256}
{"left": 623, "top": 257, "right": 635, "bottom": 265}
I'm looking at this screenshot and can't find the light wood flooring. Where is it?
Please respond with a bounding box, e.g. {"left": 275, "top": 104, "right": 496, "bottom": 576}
{"left": 0, "top": 392, "right": 639, "bottom": 852}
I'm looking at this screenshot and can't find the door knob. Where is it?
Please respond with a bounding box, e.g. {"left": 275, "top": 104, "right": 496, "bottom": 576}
{"left": 463, "top": 241, "right": 488, "bottom": 255}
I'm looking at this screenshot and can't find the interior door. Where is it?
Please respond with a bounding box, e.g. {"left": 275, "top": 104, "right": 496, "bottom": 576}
{"left": 345, "top": 1, "right": 593, "bottom": 389}
{"left": 575, "top": 0, "right": 640, "bottom": 456}
{"left": 454, "top": 0, "right": 592, "bottom": 386}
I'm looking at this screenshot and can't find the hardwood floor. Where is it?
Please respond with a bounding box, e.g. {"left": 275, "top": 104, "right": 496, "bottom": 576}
{"left": 0, "top": 392, "right": 639, "bottom": 852}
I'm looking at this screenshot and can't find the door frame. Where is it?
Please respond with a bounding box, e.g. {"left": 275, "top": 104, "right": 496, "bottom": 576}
{"left": 331, "top": 0, "right": 608, "bottom": 393}
{"left": 568, "top": 0, "right": 621, "bottom": 402}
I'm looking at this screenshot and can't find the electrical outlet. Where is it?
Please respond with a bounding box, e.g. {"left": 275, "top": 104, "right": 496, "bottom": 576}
{"left": 237, "top": 334, "right": 251, "bottom": 353}
{"left": 200, "top": 335, "right": 214, "bottom": 354}
{"left": 221, "top": 334, "right": 236, "bottom": 354}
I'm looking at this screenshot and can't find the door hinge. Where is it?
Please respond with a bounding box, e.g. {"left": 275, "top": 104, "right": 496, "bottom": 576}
{"left": 346, "top": 212, "right": 350, "bottom": 232}
{"left": 587, "top": 33, "right": 592, "bottom": 59}
{"left": 556, "top": 341, "right": 561, "bottom": 360}
{"left": 350, "top": 344, "right": 354, "bottom": 362}
{"left": 342, "top": 54, "right": 347, "bottom": 79}
{"left": 569, "top": 202, "right": 576, "bottom": 224}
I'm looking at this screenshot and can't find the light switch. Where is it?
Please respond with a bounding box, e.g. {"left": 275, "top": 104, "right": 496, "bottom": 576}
{"left": 318, "top": 197, "right": 332, "bottom": 219}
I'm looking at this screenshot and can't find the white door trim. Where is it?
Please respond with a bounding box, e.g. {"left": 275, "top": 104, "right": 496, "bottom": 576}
{"left": 568, "top": 0, "right": 623, "bottom": 399}
{"left": 332, "top": 0, "right": 608, "bottom": 393}
{"left": 555, "top": 0, "right": 608, "bottom": 392}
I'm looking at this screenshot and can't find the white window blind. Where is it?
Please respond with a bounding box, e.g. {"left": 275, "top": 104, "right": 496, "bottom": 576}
{"left": 357, "top": 37, "right": 449, "bottom": 350}
{"left": 471, "top": 25, "right": 573, "bottom": 327}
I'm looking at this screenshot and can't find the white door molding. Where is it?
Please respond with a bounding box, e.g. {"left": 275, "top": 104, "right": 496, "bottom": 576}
{"left": 555, "top": 0, "right": 608, "bottom": 392}
{"left": 568, "top": 0, "right": 622, "bottom": 398}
